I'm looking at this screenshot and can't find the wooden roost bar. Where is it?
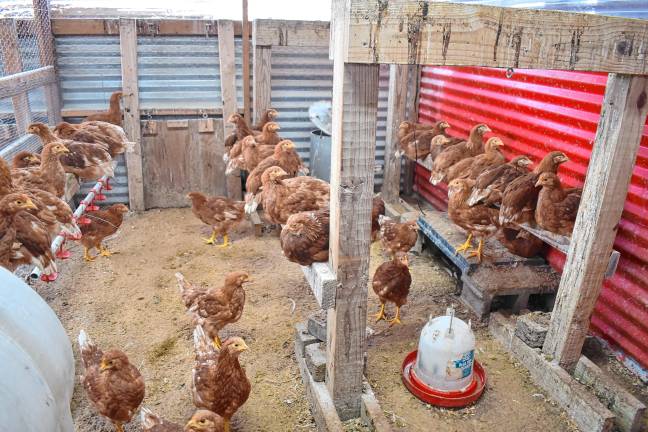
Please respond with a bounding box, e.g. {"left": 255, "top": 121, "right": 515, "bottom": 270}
{"left": 302, "top": 0, "right": 648, "bottom": 428}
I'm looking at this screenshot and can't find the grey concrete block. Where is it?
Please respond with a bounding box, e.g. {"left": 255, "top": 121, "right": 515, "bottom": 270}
{"left": 515, "top": 312, "right": 550, "bottom": 348}
{"left": 306, "top": 343, "right": 327, "bottom": 383}
{"left": 307, "top": 310, "right": 327, "bottom": 342}
{"left": 295, "top": 322, "right": 319, "bottom": 358}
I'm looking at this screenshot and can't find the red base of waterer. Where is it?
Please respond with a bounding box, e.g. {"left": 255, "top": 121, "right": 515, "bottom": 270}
{"left": 401, "top": 350, "right": 486, "bottom": 408}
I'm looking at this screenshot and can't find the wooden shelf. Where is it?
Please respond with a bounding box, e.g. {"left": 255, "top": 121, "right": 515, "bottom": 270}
{"left": 518, "top": 223, "right": 620, "bottom": 279}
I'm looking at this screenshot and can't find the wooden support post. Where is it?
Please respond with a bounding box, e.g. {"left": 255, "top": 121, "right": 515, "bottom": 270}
{"left": 543, "top": 74, "right": 648, "bottom": 371}
{"left": 326, "top": 60, "right": 380, "bottom": 419}
{"left": 252, "top": 45, "right": 271, "bottom": 124}
{"left": 381, "top": 64, "right": 408, "bottom": 203}
{"left": 218, "top": 20, "right": 242, "bottom": 200}
{"left": 119, "top": 19, "right": 145, "bottom": 212}
{"left": 32, "top": 0, "right": 62, "bottom": 125}
{"left": 0, "top": 19, "right": 32, "bottom": 134}
{"left": 241, "top": 0, "right": 251, "bottom": 123}
{"left": 402, "top": 65, "right": 421, "bottom": 196}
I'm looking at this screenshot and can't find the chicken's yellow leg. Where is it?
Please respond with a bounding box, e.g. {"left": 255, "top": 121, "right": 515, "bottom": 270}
{"left": 99, "top": 244, "right": 112, "bottom": 257}
{"left": 203, "top": 229, "right": 218, "bottom": 245}
{"left": 83, "top": 247, "right": 96, "bottom": 262}
{"left": 113, "top": 422, "right": 124, "bottom": 432}
{"left": 454, "top": 233, "right": 473, "bottom": 255}
{"left": 373, "top": 303, "right": 387, "bottom": 322}
{"left": 216, "top": 233, "right": 230, "bottom": 248}
{"left": 223, "top": 420, "right": 230, "bottom": 432}
{"left": 213, "top": 334, "right": 222, "bottom": 349}
{"left": 467, "top": 238, "right": 485, "bottom": 263}
{"left": 388, "top": 306, "right": 402, "bottom": 326}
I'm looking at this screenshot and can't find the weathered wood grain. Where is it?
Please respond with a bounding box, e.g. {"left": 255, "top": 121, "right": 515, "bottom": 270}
{"left": 0, "top": 19, "right": 32, "bottom": 132}
{"left": 327, "top": 60, "right": 380, "bottom": 420}
{"left": 50, "top": 18, "right": 247, "bottom": 36}
{"left": 0, "top": 65, "right": 55, "bottom": 100}
{"left": 119, "top": 18, "right": 145, "bottom": 211}
{"left": 241, "top": 0, "right": 251, "bottom": 123}
{"left": 252, "top": 46, "right": 272, "bottom": 124}
{"left": 345, "top": 0, "right": 648, "bottom": 74}
{"left": 254, "top": 19, "right": 330, "bottom": 47}
{"left": 543, "top": 74, "right": 648, "bottom": 371}
{"left": 381, "top": 64, "right": 409, "bottom": 203}
{"left": 141, "top": 119, "right": 225, "bottom": 208}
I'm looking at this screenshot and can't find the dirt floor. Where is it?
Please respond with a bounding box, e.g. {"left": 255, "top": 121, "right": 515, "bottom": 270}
{"left": 33, "top": 207, "right": 593, "bottom": 431}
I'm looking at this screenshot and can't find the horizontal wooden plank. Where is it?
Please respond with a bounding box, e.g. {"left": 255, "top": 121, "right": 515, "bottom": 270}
{"left": 0, "top": 66, "right": 56, "bottom": 100}
{"left": 62, "top": 107, "right": 228, "bottom": 118}
{"left": 253, "top": 19, "right": 330, "bottom": 47}
{"left": 49, "top": 18, "right": 247, "bottom": 36}
{"left": 344, "top": 0, "right": 648, "bottom": 74}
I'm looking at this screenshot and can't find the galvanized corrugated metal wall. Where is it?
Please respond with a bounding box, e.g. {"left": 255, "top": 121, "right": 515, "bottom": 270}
{"left": 270, "top": 45, "right": 388, "bottom": 186}
{"left": 415, "top": 65, "right": 648, "bottom": 371}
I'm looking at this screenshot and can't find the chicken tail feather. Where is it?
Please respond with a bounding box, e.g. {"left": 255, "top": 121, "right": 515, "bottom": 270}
{"left": 175, "top": 272, "right": 199, "bottom": 308}
{"left": 140, "top": 406, "right": 160, "bottom": 429}
{"left": 378, "top": 214, "right": 391, "bottom": 227}
{"left": 467, "top": 188, "right": 488, "bottom": 206}
{"left": 429, "top": 171, "right": 444, "bottom": 185}
{"left": 193, "top": 325, "right": 218, "bottom": 358}
{"left": 78, "top": 329, "right": 102, "bottom": 368}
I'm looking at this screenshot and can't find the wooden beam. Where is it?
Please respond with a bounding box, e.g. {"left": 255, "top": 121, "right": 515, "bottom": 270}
{"left": 32, "top": 0, "right": 62, "bottom": 125}
{"left": 252, "top": 45, "right": 271, "bottom": 124}
{"left": 253, "top": 19, "right": 330, "bottom": 47}
{"left": 0, "top": 66, "right": 56, "bottom": 100}
{"left": 344, "top": 0, "right": 648, "bottom": 74}
{"left": 50, "top": 18, "right": 247, "bottom": 36}
{"left": 62, "top": 107, "right": 227, "bottom": 118}
{"left": 327, "top": 59, "right": 380, "bottom": 419}
{"left": 119, "top": 19, "right": 145, "bottom": 212}
{"left": 381, "top": 64, "right": 408, "bottom": 203}
{"left": 543, "top": 74, "right": 648, "bottom": 370}
{"left": 402, "top": 65, "right": 421, "bottom": 196}
{"left": 0, "top": 19, "right": 32, "bottom": 133}
{"left": 241, "top": 0, "right": 251, "bottom": 123}
{"left": 218, "top": 20, "right": 242, "bottom": 201}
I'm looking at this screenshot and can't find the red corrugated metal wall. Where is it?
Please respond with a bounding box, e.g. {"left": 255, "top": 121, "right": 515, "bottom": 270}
{"left": 416, "top": 66, "right": 648, "bottom": 370}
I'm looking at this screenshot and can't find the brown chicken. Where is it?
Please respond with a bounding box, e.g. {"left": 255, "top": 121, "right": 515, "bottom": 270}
{"left": 497, "top": 227, "right": 545, "bottom": 258}
{"left": 397, "top": 120, "right": 450, "bottom": 161}
{"left": 398, "top": 120, "right": 441, "bottom": 141}
{"left": 177, "top": 271, "right": 250, "bottom": 348}
{"left": 224, "top": 113, "right": 256, "bottom": 159}
{"left": 535, "top": 172, "right": 582, "bottom": 236}
{"left": 54, "top": 121, "right": 127, "bottom": 157}
{"left": 255, "top": 122, "right": 282, "bottom": 147}
{"left": 240, "top": 135, "right": 275, "bottom": 171}
{"left": 0, "top": 225, "right": 18, "bottom": 271}
{"left": 467, "top": 155, "right": 532, "bottom": 206}
{"left": 79, "top": 203, "right": 129, "bottom": 261}
{"left": 85, "top": 91, "right": 123, "bottom": 125}
{"left": 140, "top": 407, "right": 224, "bottom": 432}
{"left": 0, "top": 193, "right": 57, "bottom": 278}
{"left": 253, "top": 108, "right": 279, "bottom": 131}
{"left": 257, "top": 167, "right": 329, "bottom": 225}
{"left": 448, "top": 178, "right": 499, "bottom": 262}
{"left": 379, "top": 216, "right": 418, "bottom": 257}
{"left": 12, "top": 150, "right": 40, "bottom": 169}
{"left": 12, "top": 142, "right": 69, "bottom": 197}
{"left": 446, "top": 137, "right": 506, "bottom": 182}
{"left": 27, "top": 122, "right": 115, "bottom": 182}
{"left": 187, "top": 192, "right": 245, "bottom": 247}
{"left": 499, "top": 151, "right": 569, "bottom": 226}
{"left": 371, "top": 196, "right": 386, "bottom": 242}
{"left": 245, "top": 140, "right": 305, "bottom": 197}
{"left": 428, "top": 134, "right": 464, "bottom": 162}
{"left": 192, "top": 326, "right": 251, "bottom": 432}
{"left": 372, "top": 252, "right": 412, "bottom": 326}
{"left": 78, "top": 330, "right": 145, "bottom": 432}
{"left": 429, "top": 124, "right": 491, "bottom": 185}
{"left": 280, "top": 208, "right": 330, "bottom": 266}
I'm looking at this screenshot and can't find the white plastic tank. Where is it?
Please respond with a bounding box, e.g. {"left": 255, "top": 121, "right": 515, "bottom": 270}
{"left": 414, "top": 307, "right": 475, "bottom": 393}
{"left": 0, "top": 268, "right": 75, "bottom": 432}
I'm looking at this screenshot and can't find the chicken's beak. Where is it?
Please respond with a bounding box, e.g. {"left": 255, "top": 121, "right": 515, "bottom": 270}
{"left": 99, "top": 359, "right": 111, "bottom": 372}
{"left": 186, "top": 420, "right": 200, "bottom": 429}
{"left": 239, "top": 341, "right": 249, "bottom": 351}
{"left": 534, "top": 179, "right": 543, "bottom": 187}
{"left": 22, "top": 199, "right": 38, "bottom": 210}
{"left": 243, "top": 277, "right": 254, "bottom": 284}
{"left": 558, "top": 155, "right": 570, "bottom": 163}
{"left": 60, "top": 146, "right": 70, "bottom": 154}
{"left": 28, "top": 156, "right": 39, "bottom": 162}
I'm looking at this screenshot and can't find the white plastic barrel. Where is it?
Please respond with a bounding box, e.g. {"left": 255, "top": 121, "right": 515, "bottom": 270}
{"left": 0, "top": 268, "right": 74, "bottom": 432}
{"left": 414, "top": 308, "right": 475, "bottom": 393}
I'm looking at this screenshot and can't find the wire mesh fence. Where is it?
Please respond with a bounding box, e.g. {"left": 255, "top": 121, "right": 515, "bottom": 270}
{"left": 0, "top": 1, "right": 56, "bottom": 155}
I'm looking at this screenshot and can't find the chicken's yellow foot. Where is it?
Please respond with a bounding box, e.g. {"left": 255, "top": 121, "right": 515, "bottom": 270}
{"left": 203, "top": 230, "right": 218, "bottom": 245}
{"left": 99, "top": 244, "right": 112, "bottom": 257}
{"left": 454, "top": 233, "right": 473, "bottom": 255}
{"left": 373, "top": 303, "right": 387, "bottom": 322}
{"left": 388, "top": 306, "right": 402, "bottom": 327}
{"left": 83, "top": 247, "right": 96, "bottom": 262}
{"left": 114, "top": 422, "right": 124, "bottom": 432}
{"left": 467, "top": 238, "right": 485, "bottom": 263}
{"left": 216, "top": 233, "right": 230, "bottom": 248}
{"left": 213, "top": 334, "right": 222, "bottom": 349}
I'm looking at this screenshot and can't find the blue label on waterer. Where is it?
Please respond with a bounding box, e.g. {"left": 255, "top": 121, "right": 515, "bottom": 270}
{"left": 453, "top": 350, "right": 474, "bottom": 379}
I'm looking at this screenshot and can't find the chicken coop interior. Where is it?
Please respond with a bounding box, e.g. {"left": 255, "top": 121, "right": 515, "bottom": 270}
{"left": 1, "top": 0, "right": 648, "bottom": 431}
